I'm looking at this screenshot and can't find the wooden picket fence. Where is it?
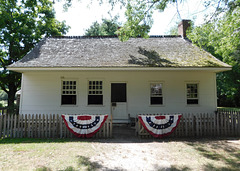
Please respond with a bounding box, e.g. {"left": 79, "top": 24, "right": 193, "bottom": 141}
{"left": 0, "top": 114, "right": 112, "bottom": 139}
{"left": 0, "top": 110, "right": 240, "bottom": 139}
{"left": 136, "top": 110, "right": 240, "bottom": 138}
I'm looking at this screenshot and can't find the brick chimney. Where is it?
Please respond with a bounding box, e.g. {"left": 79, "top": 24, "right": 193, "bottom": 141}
{"left": 178, "top": 20, "right": 191, "bottom": 38}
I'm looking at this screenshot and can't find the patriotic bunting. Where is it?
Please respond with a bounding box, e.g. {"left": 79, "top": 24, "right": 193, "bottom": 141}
{"left": 62, "top": 114, "right": 108, "bottom": 138}
{"left": 138, "top": 114, "right": 182, "bottom": 138}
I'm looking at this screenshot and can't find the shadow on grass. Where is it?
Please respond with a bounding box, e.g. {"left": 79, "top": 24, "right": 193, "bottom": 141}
{"left": 186, "top": 140, "right": 240, "bottom": 171}
{"left": 35, "top": 155, "right": 123, "bottom": 171}
{"left": 157, "top": 165, "right": 191, "bottom": 171}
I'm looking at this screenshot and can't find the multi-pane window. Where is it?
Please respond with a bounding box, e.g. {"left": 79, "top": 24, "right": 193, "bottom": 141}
{"left": 186, "top": 83, "right": 198, "bottom": 105}
{"left": 150, "top": 83, "right": 163, "bottom": 105}
{"left": 61, "top": 80, "right": 77, "bottom": 105}
{"left": 88, "top": 81, "right": 103, "bottom": 105}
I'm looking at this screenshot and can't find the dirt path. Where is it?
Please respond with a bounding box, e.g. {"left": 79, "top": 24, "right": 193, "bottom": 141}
{"left": 87, "top": 137, "right": 240, "bottom": 171}
{"left": 91, "top": 141, "right": 172, "bottom": 171}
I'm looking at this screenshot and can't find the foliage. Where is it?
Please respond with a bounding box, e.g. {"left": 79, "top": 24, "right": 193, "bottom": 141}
{"left": 116, "top": 0, "right": 178, "bottom": 41}
{"left": 62, "top": 0, "right": 238, "bottom": 41}
{"left": 0, "top": 0, "right": 69, "bottom": 110}
{"left": 0, "top": 90, "right": 8, "bottom": 100}
{"left": 62, "top": 0, "right": 179, "bottom": 41}
{"left": 85, "top": 16, "right": 120, "bottom": 36}
{"left": 188, "top": 0, "right": 240, "bottom": 107}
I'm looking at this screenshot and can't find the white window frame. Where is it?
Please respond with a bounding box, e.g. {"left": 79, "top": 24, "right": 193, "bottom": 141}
{"left": 150, "top": 82, "right": 164, "bottom": 106}
{"left": 186, "top": 83, "right": 199, "bottom": 105}
{"left": 61, "top": 79, "right": 77, "bottom": 106}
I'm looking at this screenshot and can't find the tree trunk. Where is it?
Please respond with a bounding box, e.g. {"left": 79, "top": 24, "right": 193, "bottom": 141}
{"left": 7, "top": 83, "right": 17, "bottom": 114}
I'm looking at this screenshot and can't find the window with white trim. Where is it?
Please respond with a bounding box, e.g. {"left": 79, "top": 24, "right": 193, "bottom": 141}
{"left": 186, "top": 83, "right": 198, "bottom": 105}
{"left": 61, "top": 80, "right": 77, "bottom": 105}
{"left": 150, "top": 83, "right": 163, "bottom": 105}
{"left": 88, "top": 81, "right": 103, "bottom": 105}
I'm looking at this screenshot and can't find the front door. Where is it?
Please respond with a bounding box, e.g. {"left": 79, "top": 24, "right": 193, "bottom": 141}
{"left": 111, "top": 83, "right": 128, "bottom": 120}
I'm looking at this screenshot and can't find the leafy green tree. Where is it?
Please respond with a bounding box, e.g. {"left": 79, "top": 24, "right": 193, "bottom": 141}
{"left": 0, "top": 0, "right": 69, "bottom": 112}
{"left": 85, "top": 17, "right": 120, "bottom": 36}
{"left": 188, "top": 0, "right": 240, "bottom": 107}
{"left": 0, "top": 90, "right": 8, "bottom": 101}
{"left": 63, "top": 0, "right": 233, "bottom": 41}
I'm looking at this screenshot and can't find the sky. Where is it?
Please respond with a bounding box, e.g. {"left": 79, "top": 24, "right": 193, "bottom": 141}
{"left": 53, "top": 0, "right": 211, "bottom": 36}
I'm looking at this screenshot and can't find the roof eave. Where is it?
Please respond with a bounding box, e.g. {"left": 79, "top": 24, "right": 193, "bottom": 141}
{"left": 8, "top": 66, "right": 232, "bottom": 73}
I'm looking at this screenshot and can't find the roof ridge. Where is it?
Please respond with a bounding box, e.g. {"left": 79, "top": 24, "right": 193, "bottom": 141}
{"left": 51, "top": 35, "right": 181, "bottom": 39}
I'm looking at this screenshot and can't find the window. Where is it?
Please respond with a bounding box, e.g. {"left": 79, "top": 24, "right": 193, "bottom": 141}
{"left": 186, "top": 83, "right": 198, "bottom": 105}
{"left": 88, "top": 81, "right": 103, "bottom": 105}
{"left": 61, "top": 80, "right": 77, "bottom": 105}
{"left": 150, "top": 83, "right": 163, "bottom": 105}
{"left": 111, "top": 83, "right": 127, "bottom": 102}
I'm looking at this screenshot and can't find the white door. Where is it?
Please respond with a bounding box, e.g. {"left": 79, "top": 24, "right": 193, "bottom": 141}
{"left": 111, "top": 83, "right": 128, "bottom": 120}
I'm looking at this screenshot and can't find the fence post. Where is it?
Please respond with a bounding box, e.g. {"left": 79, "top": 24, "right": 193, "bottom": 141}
{"left": 44, "top": 114, "right": 48, "bottom": 138}
{"left": 231, "top": 111, "right": 234, "bottom": 137}
{"left": 0, "top": 115, "right": 2, "bottom": 138}
{"left": 27, "top": 114, "right": 31, "bottom": 138}
{"left": 60, "top": 115, "right": 63, "bottom": 138}
{"left": 3, "top": 114, "right": 6, "bottom": 138}
{"left": 18, "top": 114, "right": 22, "bottom": 138}
{"left": 13, "top": 114, "right": 17, "bottom": 138}
{"left": 38, "top": 114, "right": 41, "bottom": 138}
{"left": 48, "top": 114, "right": 52, "bottom": 138}
{"left": 24, "top": 114, "right": 27, "bottom": 138}
{"left": 56, "top": 114, "right": 59, "bottom": 138}
{"left": 238, "top": 112, "right": 240, "bottom": 136}
{"left": 197, "top": 114, "right": 200, "bottom": 137}
{"left": 110, "top": 114, "right": 113, "bottom": 138}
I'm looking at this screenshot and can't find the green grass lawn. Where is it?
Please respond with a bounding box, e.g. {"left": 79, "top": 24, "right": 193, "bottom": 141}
{"left": 0, "top": 138, "right": 239, "bottom": 171}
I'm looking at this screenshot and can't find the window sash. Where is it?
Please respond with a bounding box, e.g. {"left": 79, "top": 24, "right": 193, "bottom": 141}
{"left": 88, "top": 81, "right": 103, "bottom": 95}
{"left": 150, "top": 83, "right": 163, "bottom": 97}
{"left": 61, "top": 80, "right": 77, "bottom": 105}
{"left": 62, "top": 80, "right": 77, "bottom": 95}
{"left": 186, "top": 83, "right": 198, "bottom": 104}
{"left": 88, "top": 80, "right": 103, "bottom": 105}
{"left": 150, "top": 83, "right": 163, "bottom": 105}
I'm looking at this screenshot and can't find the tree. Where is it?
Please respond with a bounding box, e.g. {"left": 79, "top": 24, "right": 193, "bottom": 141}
{"left": 188, "top": 0, "right": 240, "bottom": 106}
{"left": 0, "top": 0, "right": 69, "bottom": 112}
{"left": 85, "top": 17, "right": 120, "bottom": 36}
{"left": 62, "top": 0, "right": 233, "bottom": 41}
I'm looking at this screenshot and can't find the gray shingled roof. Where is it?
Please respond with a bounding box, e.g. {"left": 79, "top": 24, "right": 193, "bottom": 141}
{"left": 8, "top": 36, "right": 231, "bottom": 68}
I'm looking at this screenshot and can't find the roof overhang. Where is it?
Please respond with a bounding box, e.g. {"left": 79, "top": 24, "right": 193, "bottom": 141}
{"left": 8, "top": 66, "right": 232, "bottom": 73}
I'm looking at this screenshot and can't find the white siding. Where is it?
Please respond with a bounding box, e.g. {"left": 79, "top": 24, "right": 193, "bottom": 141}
{"left": 19, "top": 70, "right": 217, "bottom": 116}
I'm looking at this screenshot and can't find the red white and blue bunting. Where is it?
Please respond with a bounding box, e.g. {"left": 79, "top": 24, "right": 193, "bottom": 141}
{"left": 61, "top": 114, "right": 108, "bottom": 138}
{"left": 138, "top": 115, "right": 182, "bottom": 138}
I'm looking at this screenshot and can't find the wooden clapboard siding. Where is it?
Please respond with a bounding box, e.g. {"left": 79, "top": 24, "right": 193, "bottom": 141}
{"left": 0, "top": 114, "right": 112, "bottom": 139}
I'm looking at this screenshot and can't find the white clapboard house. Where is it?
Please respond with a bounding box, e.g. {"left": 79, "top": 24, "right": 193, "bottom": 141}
{"left": 8, "top": 20, "right": 231, "bottom": 123}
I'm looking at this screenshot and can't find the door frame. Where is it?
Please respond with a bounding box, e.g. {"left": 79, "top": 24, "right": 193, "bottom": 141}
{"left": 110, "top": 81, "right": 128, "bottom": 120}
